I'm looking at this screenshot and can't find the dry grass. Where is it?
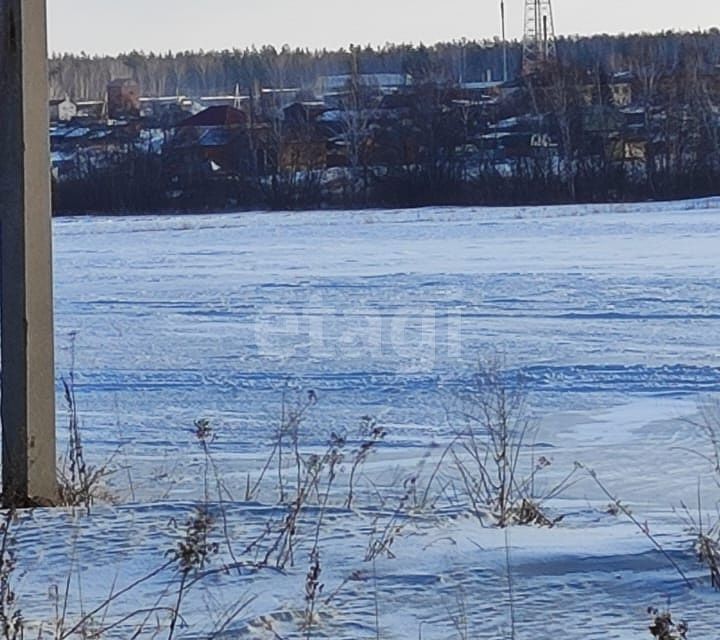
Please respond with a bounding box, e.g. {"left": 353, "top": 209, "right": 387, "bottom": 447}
{"left": 648, "top": 607, "right": 688, "bottom": 640}
{"left": 57, "top": 358, "right": 115, "bottom": 510}
{"left": 675, "top": 399, "right": 720, "bottom": 590}
{"left": 15, "top": 364, "right": 703, "bottom": 638}
{"left": 678, "top": 498, "right": 720, "bottom": 591}
{"left": 0, "top": 512, "right": 22, "bottom": 640}
{"left": 445, "top": 358, "right": 576, "bottom": 527}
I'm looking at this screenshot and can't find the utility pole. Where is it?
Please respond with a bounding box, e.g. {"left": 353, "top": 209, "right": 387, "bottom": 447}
{"left": 0, "top": 0, "right": 57, "bottom": 507}
{"left": 501, "top": 0, "right": 508, "bottom": 82}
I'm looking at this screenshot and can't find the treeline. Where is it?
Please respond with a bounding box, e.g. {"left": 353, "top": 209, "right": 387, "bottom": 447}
{"left": 50, "top": 30, "right": 720, "bottom": 99}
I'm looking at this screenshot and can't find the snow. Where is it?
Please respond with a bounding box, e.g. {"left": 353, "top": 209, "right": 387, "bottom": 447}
{"left": 12, "top": 197, "right": 720, "bottom": 638}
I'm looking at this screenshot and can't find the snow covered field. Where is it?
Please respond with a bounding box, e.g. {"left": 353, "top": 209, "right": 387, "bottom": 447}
{"left": 11, "top": 198, "right": 720, "bottom": 639}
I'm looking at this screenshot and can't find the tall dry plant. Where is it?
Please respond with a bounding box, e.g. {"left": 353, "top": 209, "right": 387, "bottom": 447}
{"left": 449, "top": 358, "right": 575, "bottom": 527}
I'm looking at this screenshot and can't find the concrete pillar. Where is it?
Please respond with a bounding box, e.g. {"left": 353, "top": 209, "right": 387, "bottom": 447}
{"left": 0, "top": 0, "right": 57, "bottom": 507}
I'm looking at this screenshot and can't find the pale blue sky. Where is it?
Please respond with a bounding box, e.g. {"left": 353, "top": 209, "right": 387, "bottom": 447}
{"left": 48, "top": 0, "right": 718, "bottom": 55}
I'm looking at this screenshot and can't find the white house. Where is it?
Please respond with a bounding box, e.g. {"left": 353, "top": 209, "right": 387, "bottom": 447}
{"left": 49, "top": 94, "right": 77, "bottom": 122}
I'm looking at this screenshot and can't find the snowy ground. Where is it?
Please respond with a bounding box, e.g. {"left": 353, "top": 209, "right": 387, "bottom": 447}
{"left": 10, "top": 197, "right": 720, "bottom": 638}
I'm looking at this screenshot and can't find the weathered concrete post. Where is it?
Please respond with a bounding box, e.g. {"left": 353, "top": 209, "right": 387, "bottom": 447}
{"left": 0, "top": 0, "right": 57, "bottom": 507}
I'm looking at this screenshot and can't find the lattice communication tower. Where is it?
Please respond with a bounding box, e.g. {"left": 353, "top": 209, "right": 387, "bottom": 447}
{"left": 522, "top": 0, "right": 557, "bottom": 75}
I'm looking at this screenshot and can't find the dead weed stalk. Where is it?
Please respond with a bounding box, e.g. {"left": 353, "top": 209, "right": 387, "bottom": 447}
{"left": 0, "top": 511, "right": 22, "bottom": 640}
{"left": 57, "top": 336, "right": 115, "bottom": 510}
{"left": 345, "top": 416, "right": 387, "bottom": 510}
{"left": 580, "top": 464, "right": 693, "bottom": 589}
{"left": 648, "top": 607, "right": 688, "bottom": 640}
{"left": 244, "top": 389, "right": 317, "bottom": 503}
{"left": 449, "top": 360, "right": 575, "bottom": 527}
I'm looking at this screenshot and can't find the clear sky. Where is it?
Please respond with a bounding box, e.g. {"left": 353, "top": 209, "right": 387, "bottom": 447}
{"left": 47, "top": 0, "right": 718, "bottom": 56}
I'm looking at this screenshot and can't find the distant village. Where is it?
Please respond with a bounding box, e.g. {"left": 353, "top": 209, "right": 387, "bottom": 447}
{"left": 50, "top": 47, "right": 720, "bottom": 212}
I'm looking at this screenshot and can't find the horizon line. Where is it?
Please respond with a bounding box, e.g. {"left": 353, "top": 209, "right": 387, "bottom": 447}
{"left": 49, "top": 26, "right": 720, "bottom": 58}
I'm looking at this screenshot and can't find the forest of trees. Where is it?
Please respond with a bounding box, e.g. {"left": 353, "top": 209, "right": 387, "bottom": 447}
{"left": 50, "top": 31, "right": 720, "bottom": 100}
